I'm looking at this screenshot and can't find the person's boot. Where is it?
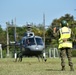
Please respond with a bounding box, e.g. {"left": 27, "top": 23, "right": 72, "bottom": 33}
{"left": 70, "top": 66, "right": 74, "bottom": 71}
{"left": 61, "top": 66, "right": 65, "bottom": 71}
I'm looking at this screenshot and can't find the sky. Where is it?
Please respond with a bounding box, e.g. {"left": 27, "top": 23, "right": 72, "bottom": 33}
{"left": 0, "top": 0, "right": 76, "bottom": 29}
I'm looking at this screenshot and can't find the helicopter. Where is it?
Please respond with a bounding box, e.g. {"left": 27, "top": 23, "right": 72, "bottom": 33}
{"left": 15, "top": 24, "right": 47, "bottom": 62}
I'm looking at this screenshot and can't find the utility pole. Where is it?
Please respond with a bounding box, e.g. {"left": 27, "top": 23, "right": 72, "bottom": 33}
{"left": 14, "top": 18, "right": 17, "bottom": 59}
{"left": 6, "top": 19, "right": 17, "bottom": 58}
{"left": 43, "top": 13, "right": 47, "bottom": 61}
{"left": 0, "top": 44, "right": 3, "bottom": 58}
{"left": 14, "top": 18, "right": 16, "bottom": 42}
{"left": 74, "top": 9, "right": 76, "bottom": 20}
{"left": 43, "top": 13, "right": 45, "bottom": 50}
{"left": 6, "top": 22, "right": 10, "bottom": 57}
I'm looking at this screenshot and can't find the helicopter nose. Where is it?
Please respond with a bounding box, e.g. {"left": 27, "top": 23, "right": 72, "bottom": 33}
{"left": 35, "top": 45, "right": 44, "bottom": 51}
{"left": 29, "top": 45, "right": 44, "bottom": 51}
{"left": 35, "top": 46, "right": 39, "bottom": 50}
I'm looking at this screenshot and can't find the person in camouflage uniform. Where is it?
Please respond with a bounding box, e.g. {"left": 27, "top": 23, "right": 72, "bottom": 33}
{"left": 53, "top": 20, "right": 74, "bottom": 71}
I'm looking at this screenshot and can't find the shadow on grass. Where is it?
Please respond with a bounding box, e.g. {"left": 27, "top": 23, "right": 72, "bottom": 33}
{"left": 45, "top": 69, "right": 61, "bottom": 71}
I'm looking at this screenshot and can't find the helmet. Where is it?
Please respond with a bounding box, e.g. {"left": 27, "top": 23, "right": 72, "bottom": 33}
{"left": 60, "top": 20, "right": 67, "bottom": 27}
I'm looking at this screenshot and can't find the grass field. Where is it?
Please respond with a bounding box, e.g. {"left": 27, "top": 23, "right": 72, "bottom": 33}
{"left": 0, "top": 57, "right": 76, "bottom": 75}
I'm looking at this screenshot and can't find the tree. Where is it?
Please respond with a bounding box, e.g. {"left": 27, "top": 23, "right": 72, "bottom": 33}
{"left": 46, "top": 14, "right": 76, "bottom": 46}
{"left": 0, "top": 25, "right": 6, "bottom": 44}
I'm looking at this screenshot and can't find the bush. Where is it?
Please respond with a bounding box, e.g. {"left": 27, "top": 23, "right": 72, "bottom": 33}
{"left": 2, "top": 50, "right": 7, "bottom": 58}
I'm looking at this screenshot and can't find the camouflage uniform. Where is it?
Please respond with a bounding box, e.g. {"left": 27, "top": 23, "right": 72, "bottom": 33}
{"left": 60, "top": 48, "right": 73, "bottom": 71}
{"left": 53, "top": 26, "right": 74, "bottom": 71}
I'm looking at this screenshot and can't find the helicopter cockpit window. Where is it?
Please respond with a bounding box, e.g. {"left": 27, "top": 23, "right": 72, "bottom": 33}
{"left": 26, "top": 38, "right": 35, "bottom": 45}
{"left": 36, "top": 38, "right": 43, "bottom": 45}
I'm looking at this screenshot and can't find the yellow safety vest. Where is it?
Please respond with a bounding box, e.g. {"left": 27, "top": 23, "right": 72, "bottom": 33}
{"left": 58, "top": 27, "right": 72, "bottom": 49}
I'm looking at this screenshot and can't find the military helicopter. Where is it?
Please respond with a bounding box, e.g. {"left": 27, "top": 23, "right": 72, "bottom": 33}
{"left": 15, "top": 24, "right": 47, "bottom": 62}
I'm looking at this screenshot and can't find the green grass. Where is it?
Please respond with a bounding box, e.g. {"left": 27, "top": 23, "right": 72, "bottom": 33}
{"left": 0, "top": 57, "right": 76, "bottom": 75}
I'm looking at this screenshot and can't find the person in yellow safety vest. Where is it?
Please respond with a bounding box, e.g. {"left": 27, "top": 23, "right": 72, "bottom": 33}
{"left": 53, "top": 20, "right": 74, "bottom": 71}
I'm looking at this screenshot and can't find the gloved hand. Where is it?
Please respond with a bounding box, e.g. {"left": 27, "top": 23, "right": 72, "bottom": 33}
{"left": 53, "top": 27, "right": 56, "bottom": 33}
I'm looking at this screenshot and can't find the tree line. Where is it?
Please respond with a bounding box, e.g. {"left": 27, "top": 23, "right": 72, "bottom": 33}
{"left": 0, "top": 14, "right": 76, "bottom": 50}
